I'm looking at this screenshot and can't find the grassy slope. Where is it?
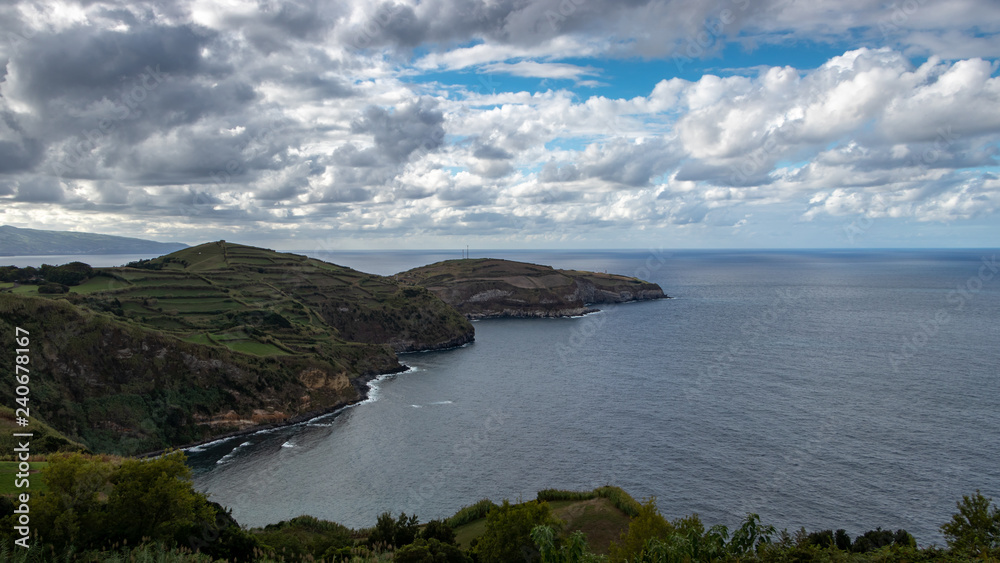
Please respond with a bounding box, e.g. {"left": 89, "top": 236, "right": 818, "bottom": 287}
{"left": 451, "top": 493, "right": 633, "bottom": 555}
{"left": 397, "top": 258, "right": 666, "bottom": 318}
{"left": 96, "top": 241, "right": 474, "bottom": 353}
{"left": 0, "top": 462, "right": 48, "bottom": 495}
{"left": 0, "top": 242, "right": 474, "bottom": 455}
{"left": 0, "top": 406, "right": 86, "bottom": 459}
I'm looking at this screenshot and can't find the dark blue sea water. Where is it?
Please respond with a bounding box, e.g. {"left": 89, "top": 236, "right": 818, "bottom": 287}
{"left": 183, "top": 249, "right": 1000, "bottom": 545}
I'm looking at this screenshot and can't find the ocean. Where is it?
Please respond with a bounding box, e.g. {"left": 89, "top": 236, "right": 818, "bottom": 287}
{"left": 17, "top": 249, "right": 998, "bottom": 545}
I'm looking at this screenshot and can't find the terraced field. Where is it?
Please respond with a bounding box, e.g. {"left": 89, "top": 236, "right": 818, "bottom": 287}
{"left": 35, "top": 241, "right": 475, "bottom": 358}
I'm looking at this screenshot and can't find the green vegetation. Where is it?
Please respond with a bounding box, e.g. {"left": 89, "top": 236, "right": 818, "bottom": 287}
{"left": 398, "top": 258, "right": 666, "bottom": 318}
{"left": 0, "top": 243, "right": 671, "bottom": 457}
{"left": 0, "top": 293, "right": 396, "bottom": 455}
{"left": 0, "top": 462, "right": 47, "bottom": 495}
{"left": 2, "top": 459, "right": 998, "bottom": 562}
{"left": 0, "top": 241, "right": 475, "bottom": 455}
{"left": 0, "top": 452, "right": 258, "bottom": 562}
{"left": 0, "top": 406, "right": 86, "bottom": 459}
{"left": 254, "top": 516, "right": 354, "bottom": 561}
{"left": 473, "top": 499, "right": 562, "bottom": 562}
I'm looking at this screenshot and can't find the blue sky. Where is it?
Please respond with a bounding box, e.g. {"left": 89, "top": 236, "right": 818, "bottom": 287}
{"left": 0, "top": 0, "right": 999, "bottom": 250}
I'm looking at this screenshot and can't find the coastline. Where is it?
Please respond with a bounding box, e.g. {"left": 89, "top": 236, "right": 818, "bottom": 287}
{"left": 461, "top": 293, "right": 670, "bottom": 320}
{"left": 139, "top": 363, "right": 412, "bottom": 459}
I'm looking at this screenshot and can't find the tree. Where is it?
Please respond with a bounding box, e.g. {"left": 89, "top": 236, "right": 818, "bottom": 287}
{"left": 41, "top": 262, "right": 93, "bottom": 286}
{"left": 834, "top": 529, "right": 851, "bottom": 551}
{"left": 368, "top": 511, "right": 420, "bottom": 549}
{"left": 421, "top": 519, "right": 458, "bottom": 545}
{"left": 608, "top": 497, "right": 673, "bottom": 563}
{"left": 475, "top": 500, "right": 561, "bottom": 563}
{"left": 941, "top": 490, "right": 1000, "bottom": 556}
{"left": 33, "top": 453, "right": 115, "bottom": 550}
{"left": 106, "top": 451, "right": 217, "bottom": 546}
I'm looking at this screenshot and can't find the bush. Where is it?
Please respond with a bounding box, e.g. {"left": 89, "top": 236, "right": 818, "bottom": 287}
{"left": 608, "top": 497, "right": 672, "bottom": 563}
{"left": 395, "top": 538, "right": 472, "bottom": 563}
{"left": 420, "top": 519, "right": 457, "bottom": 545}
{"left": 255, "top": 515, "right": 352, "bottom": 560}
{"left": 475, "top": 500, "right": 561, "bottom": 563}
{"left": 537, "top": 489, "right": 596, "bottom": 503}
{"left": 38, "top": 282, "right": 69, "bottom": 294}
{"left": 448, "top": 499, "right": 498, "bottom": 528}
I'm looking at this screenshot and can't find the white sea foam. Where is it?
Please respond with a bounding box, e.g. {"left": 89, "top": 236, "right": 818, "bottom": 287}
{"left": 281, "top": 441, "right": 295, "bottom": 448}
{"left": 184, "top": 435, "right": 238, "bottom": 453}
{"left": 212, "top": 440, "right": 253, "bottom": 464}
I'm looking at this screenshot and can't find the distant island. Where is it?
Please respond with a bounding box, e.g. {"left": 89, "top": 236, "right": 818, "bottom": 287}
{"left": 0, "top": 241, "right": 666, "bottom": 455}
{"left": 0, "top": 224, "right": 189, "bottom": 256}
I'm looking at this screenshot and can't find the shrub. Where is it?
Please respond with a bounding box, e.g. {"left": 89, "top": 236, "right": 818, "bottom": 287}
{"left": 420, "top": 519, "right": 457, "bottom": 545}
{"left": 447, "top": 499, "right": 498, "bottom": 528}
{"left": 475, "top": 500, "right": 561, "bottom": 563}
{"left": 608, "top": 497, "right": 672, "bottom": 563}
{"left": 395, "top": 538, "right": 472, "bottom": 563}
{"left": 38, "top": 282, "right": 69, "bottom": 294}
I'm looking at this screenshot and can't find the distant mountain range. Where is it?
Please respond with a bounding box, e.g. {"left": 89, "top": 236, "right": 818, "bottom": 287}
{"left": 0, "top": 225, "right": 188, "bottom": 256}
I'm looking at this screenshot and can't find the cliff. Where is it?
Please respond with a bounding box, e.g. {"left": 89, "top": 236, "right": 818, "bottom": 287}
{"left": 396, "top": 258, "right": 667, "bottom": 319}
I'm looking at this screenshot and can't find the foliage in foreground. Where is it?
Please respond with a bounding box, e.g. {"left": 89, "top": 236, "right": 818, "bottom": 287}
{"left": 1, "top": 456, "right": 998, "bottom": 563}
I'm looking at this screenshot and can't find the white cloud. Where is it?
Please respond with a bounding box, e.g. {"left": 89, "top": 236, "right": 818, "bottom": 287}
{"left": 1, "top": 0, "right": 998, "bottom": 248}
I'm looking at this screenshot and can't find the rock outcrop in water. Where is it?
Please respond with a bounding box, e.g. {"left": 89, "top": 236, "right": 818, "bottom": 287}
{"left": 397, "top": 258, "right": 667, "bottom": 319}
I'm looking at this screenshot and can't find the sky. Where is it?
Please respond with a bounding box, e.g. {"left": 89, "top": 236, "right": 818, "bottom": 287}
{"left": 1, "top": 0, "right": 999, "bottom": 250}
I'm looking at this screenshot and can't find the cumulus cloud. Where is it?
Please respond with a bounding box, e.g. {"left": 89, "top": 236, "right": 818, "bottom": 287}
{"left": 0, "top": 0, "right": 997, "bottom": 247}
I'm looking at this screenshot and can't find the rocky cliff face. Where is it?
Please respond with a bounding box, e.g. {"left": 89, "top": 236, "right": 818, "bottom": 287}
{"left": 397, "top": 259, "right": 667, "bottom": 319}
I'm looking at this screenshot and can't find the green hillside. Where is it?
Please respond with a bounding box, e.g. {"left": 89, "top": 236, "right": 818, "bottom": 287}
{"left": 0, "top": 242, "right": 473, "bottom": 455}
{"left": 398, "top": 258, "right": 666, "bottom": 318}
